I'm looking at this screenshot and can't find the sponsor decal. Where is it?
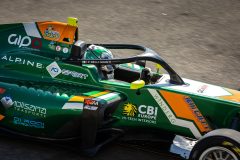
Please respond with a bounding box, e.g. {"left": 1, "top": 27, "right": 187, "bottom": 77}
{"left": 197, "top": 85, "right": 208, "bottom": 93}
{"left": 46, "top": 61, "right": 62, "bottom": 78}
{"left": 13, "top": 117, "right": 44, "bottom": 129}
{"left": 14, "top": 101, "right": 47, "bottom": 118}
{"left": 123, "top": 103, "right": 137, "bottom": 116}
{"left": 8, "top": 34, "right": 42, "bottom": 49}
{"left": 61, "top": 69, "right": 88, "bottom": 79}
{"left": 122, "top": 102, "right": 158, "bottom": 124}
{"left": 83, "top": 99, "right": 99, "bottom": 111}
{"left": 0, "top": 96, "right": 13, "bottom": 121}
{"left": 8, "top": 34, "right": 31, "bottom": 48}
{"left": 62, "top": 91, "right": 117, "bottom": 110}
{"left": 149, "top": 89, "right": 202, "bottom": 138}
{"left": 184, "top": 96, "right": 210, "bottom": 131}
{"left": 1, "top": 96, "right": 14, "bottom": 109}
{"left": 48, "top": 41, "right": 56, "bottom": 50}
{"left": 1, "top": 55, "right": 43, "bottom": 69}
{"left": 56, "top": 45, "right": 61, "bottom": 51}
{"left": 0, "top": 88, "right": 6, "bottom": 94}
{"left": 31, "top": 38, "right": 42, "bottom": 49}
{"left": 84, "top": 105, "right": 98, "bottom": 111}
{"left": 83, "top": 60, "right": 112, "bottom": 64}
{"left": 44, "top": 25, "right": 60, "bottom": 39}
{"left": 1, "top": 97, "right": 46, "bottom": 118}
{"left": 63, "top": 47, "right": 69, "bottom": 54}
{"left": 84, "top": 99, "right": 99, "bottom": 106}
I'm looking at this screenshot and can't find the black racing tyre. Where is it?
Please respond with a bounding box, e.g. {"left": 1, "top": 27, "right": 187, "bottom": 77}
{"left": 190, "top": 129, "right": 240, "bottom": 160}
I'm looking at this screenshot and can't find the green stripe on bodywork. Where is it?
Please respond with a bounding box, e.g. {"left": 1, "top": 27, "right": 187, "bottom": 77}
{"left": 84, "top": 90, "right": 102, "bottom": 96}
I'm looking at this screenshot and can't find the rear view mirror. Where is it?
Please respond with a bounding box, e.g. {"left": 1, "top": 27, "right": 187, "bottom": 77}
{"left": 156, "top": 64, "right": 163, "bottom": 73}
{"left": 130, "top": 80, "right": 145, "bottom": 89}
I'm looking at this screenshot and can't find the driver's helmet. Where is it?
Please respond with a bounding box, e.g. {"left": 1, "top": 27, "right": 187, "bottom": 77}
{"left": 84, "top": 45, "right": 114, "bottom": 79}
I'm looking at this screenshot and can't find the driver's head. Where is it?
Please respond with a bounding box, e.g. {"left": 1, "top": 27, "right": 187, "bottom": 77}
{"left": 84, "top": 45, "right": 114, "bottom": 79}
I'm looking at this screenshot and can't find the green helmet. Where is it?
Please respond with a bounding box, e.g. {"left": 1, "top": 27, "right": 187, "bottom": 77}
{"left": 84, "top": 45, "right": 114, "bottom": 79}
{"left": 84, "top": 45, "right": 113, "bottom": 60}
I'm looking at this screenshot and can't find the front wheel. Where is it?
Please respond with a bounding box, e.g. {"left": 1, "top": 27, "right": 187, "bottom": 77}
{"left": 190, "top": 129, "right": 240, "bottom": 160}
{"left": 199, "top": 146, "right": 238, "bottom": 160}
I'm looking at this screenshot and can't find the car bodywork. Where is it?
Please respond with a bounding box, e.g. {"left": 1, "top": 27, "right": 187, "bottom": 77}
{"left": 0, "top": 18, "right": 240, "bottom": 158}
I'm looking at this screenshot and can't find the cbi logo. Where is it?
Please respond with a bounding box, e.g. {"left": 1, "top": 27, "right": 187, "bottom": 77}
{"left": 123, "top": 103, "right": 137, "bottom": 117}
{"left": 138, "top": 105, "right": 158, "bottom": 116}
{"left": 123, "top": 103, "right": 158, "bottom": 117}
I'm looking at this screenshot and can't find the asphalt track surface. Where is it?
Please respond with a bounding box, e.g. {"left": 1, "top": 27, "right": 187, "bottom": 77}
{"left": 0, "top": 0, "right": 240, "bottom": 159}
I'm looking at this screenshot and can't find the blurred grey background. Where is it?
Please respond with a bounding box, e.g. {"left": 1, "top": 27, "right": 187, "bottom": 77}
{"left": 0, "top": 0, "right": 239, "bottom": 159}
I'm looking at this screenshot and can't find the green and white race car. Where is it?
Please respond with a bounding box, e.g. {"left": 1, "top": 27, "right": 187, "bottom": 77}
{"left": 0, "top": 17, "right": 240, "bottom": 160}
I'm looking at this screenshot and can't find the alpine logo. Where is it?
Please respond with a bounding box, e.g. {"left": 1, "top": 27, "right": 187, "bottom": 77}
{"left": 8, "top": 34, "right": 31, "bottom": 48}
{"left": 8, "top": 34, "right": 42, "bottom": 49}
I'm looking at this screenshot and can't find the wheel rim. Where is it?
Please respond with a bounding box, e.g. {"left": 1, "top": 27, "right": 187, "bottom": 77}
{"left": 199, "top": 146, "right": 238, "bottom": 160}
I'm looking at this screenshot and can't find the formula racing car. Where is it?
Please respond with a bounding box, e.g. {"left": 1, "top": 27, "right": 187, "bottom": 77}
{"left": 0, "top": 17, "right": 240, "bottom": 160}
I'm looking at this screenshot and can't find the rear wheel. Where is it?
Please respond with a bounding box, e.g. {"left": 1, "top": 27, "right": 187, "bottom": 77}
{"left": 190, "top": 129, "right": 240, "bottom": 160}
